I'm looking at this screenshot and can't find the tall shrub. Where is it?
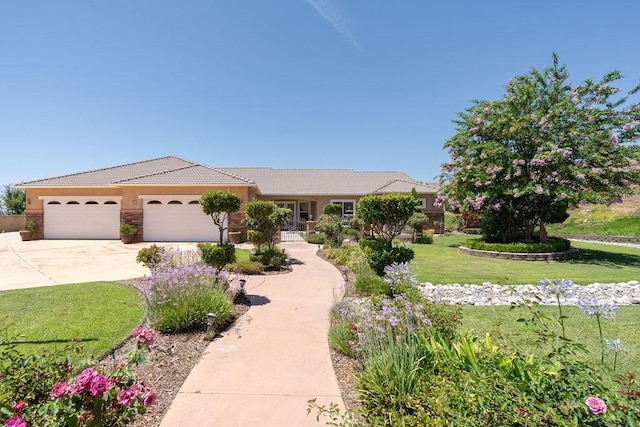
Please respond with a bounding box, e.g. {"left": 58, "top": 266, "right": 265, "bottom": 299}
{"left": 199, "top": 191, "right": 242, "bottom": 243}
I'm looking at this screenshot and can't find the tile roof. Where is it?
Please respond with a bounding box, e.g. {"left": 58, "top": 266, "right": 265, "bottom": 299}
{"left": 221, "top": 167, "right": 437, "bottom": 195}
{"left": 17, "top": 156, "right": 438, "bottom": 194}
{"left": 18, "top": 156, "right": 254, "bottom": 187}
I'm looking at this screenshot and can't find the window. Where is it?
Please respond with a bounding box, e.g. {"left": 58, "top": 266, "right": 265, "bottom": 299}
{"left": 66, "top": 201, "right": 80, "bottom": 205}
{"left": 330, "top": 200, "right": 356, "bottom": 219}
{"left": 418, "top": 198, "right": 427, "bottom": 209}
{"left": 147, "top": 200, "right": 162, "bottom": 205}
{"left": 85, "top": 201, "right": 98, "bottom": 205}
{"left": 168, "top": 200, "right": 183, "bottom": 204}
{"left": 299, "top": 202, "right": 310, "bottom": 221}
{"left": 104, "top": 201, "right": 117, "bottom": 205}
{"left": 47, "top": 201, "right": 61, "bottom": 205}
{"left": 188, "top": 200, "right": 200, "bottom": 204}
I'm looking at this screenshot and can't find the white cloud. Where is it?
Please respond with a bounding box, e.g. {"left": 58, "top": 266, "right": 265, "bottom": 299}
{"left": 305, "top": 0, "right": 361, "bottom": 50}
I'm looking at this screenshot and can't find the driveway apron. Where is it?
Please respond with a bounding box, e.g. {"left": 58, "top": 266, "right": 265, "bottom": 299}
{"left": 160, "top": 243, "right": 346, "bottom": 426}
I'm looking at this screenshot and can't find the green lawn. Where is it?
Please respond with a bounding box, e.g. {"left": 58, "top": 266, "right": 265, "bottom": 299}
{"left": 410, "top": 234, "right": 640, "bottom": 285}
{"left": 0, "top": 282, "right": 145, "bottom": 358}
{"left": 458, "top": 305, "right": 640, "bottom": 375}
{"left": 236, "top": 248, "right": 252, "bottom": 262}
{"left": 546, "top": 215, "right": 640, "bottom": 237}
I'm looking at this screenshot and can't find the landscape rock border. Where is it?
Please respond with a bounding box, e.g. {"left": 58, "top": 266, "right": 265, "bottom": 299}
{"left": 458, "top": 245, "right": 580, "bottom": 261}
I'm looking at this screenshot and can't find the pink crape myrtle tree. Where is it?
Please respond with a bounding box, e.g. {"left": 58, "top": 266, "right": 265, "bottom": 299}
{"left": 437, "top": 53, "right": 640, "bottom": 243}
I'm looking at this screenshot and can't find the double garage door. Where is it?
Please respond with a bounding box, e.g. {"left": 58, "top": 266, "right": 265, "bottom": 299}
{"left": 44, "top": 199, "right": 121, "bottom": 239}
{"left": 143, "top": 198, "right": 221, "bottom": 242}
{"left": 42, "top": 196, "right": 221, "bottom": 242}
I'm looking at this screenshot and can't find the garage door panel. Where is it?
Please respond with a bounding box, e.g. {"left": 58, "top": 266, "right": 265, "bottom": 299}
{"left": 143, "top": 204, "right": 221, "bottom": 242}
{"left": 44, "top": 204, "right": 120, "bottom": 239}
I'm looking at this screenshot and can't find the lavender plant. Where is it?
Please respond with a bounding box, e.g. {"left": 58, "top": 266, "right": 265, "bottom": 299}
{"left": 576, "top": 298, "right": 620, "bottom": 364}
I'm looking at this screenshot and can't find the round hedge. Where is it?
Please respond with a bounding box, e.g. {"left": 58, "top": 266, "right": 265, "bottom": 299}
{"left": 465, "top": 237, "right": 571, "bottom": 253}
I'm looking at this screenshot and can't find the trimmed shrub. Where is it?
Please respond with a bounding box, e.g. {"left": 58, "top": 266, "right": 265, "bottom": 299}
{"left": 354, "top": 272, "right": 390, "bottom": 296}
{"left": 465, "top": 236, "right": 571, "bottom": 253}
{"left": 136, "top": 244, "right": 164, "bottom": 269}
{"left": 359, "top": 238, "right": 415, "bottom": 276}
{"left": 250, "top": 247, "right": 288, "bottom": 268}
{"left": 414, "top": 235, "right": 433, "bottom": 244}
{"left": 225, "top": 261, "right": 265, "bottom": 275}
{"left": 306, "top": 233, "right": 326, "bottom": 244}
{"left": 198, "top": 242, "right": 236, "bottom": 270}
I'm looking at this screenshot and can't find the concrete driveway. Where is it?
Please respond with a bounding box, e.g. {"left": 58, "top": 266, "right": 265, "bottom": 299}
{"left": 0, "top": 232, "right": 164, "bottom": 291}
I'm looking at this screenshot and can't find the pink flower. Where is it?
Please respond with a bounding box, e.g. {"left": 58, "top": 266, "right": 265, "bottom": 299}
{"left": 350, "top": 323, "right": 358, "bottom": 331}
{"left": 473, "top": 118, "right": 482, "bottom": 125}
{"left": 50, "top": 382, "right": 71, "bottom": 399}
{"left": 132, "top": 327, "right": 157, "bottom": 347}
{"left": 5, "top": 416, "right": 26, "bottom": 427}
{"left": 89, "top": 375, "right": 110, "bottom": 397}
{"left": 74, "top": 368, "right": 99, "bottom": 392}
{"left": 518, "top": 407, "right": 530, "bottom": 417}
{"left": 470, "top": 127, "right": 479, "bottom": 134}
{"left": 10, "top": 401, "right": 27, "bottom": 413}
{"left": 585, "top": 397, "right": 607, "bottom": 415}
{"left": 535, "top": 187, "right": 545, "bottom": 195}
{"left": 117, "top": 384, "right": 139, "bottom": 406}
{"left": 142, "top": 390, "right": 157, "bottom": 407}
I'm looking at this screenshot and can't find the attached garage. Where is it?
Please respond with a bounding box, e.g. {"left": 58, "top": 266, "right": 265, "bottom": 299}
{"left": 142, "top": 196, "right": 221, "bottom": 242}
{"left": 41, "top": 197, "right": 121, "bottom": 239}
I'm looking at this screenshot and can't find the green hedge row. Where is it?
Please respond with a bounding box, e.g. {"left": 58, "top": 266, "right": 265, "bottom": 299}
{"left": 465, "top": 237, "right": 571, "bottom": 253}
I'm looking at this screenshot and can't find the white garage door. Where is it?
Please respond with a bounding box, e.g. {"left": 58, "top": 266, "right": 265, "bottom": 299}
{"left": 143, "top": 199, "right": 221, "bottom": 242}
{"left": 44, "top": 200, "right": 120, "bottom": 239}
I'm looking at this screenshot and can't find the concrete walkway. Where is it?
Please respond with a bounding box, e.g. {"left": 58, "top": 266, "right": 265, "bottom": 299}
{"left": 160, "top": 243, "right": 346, "bottom": 427}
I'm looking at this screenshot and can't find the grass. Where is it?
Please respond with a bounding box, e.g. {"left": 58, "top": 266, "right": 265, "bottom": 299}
{"left": 547, "top": 215, "right": 640, "bottom": 237}
{"left": 0, "top": 282, "right": 145, "bottom": 358}
{"left": 409, "top": 234, "right": 640, "bottom": 285}
{"left": 458, "top": 304, "right": 640, "bottom": 375}
{"left": 236, "top": 248, "right": 252, "bottom": 262}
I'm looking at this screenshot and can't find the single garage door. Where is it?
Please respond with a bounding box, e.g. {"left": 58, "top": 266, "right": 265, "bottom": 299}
{"left": 44, "top": 200, "right": 120, "bottom": 239}
{"left": 143, "top": 199, "right": 221, "bottom": 242}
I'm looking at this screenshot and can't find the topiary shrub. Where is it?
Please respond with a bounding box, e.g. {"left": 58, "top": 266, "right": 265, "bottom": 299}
{"left": 414, "top": 235, "right": 433, "bottom": 244}
{"left": 225, "top": 261, "right": 265, "bottom": 275}
{"left": 136, "top": 244, "right": 164, "bottom": 269}
{"left": 250, "top": 247, "right": 288, "bottom": 268}
{"left": 359, "top": 238, "right": 415, "bottom": 276}
{"left": 197, "top": 242, "right": 236, "bottom": 270}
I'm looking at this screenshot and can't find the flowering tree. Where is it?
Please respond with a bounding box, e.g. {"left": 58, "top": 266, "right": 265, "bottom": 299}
{"left": 437, "top": 54, "right": 640, "bottom": 243}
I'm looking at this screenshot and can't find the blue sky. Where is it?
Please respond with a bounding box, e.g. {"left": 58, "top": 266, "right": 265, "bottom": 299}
{"left": 2, "top": 1, "right": 639, "bottom": 186}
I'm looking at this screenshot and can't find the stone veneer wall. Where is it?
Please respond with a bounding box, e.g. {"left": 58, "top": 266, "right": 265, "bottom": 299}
{"left": 228, "top": 211, "right": 247, "bottom": 242}
{"left": 24, "top": 212, "right": 44, "bottom": 240}
{"left": 120, "top": 211, "right": 143, "bottom": 243}
{"left": 0, "top": 215, "right": 25, "bottom": 232}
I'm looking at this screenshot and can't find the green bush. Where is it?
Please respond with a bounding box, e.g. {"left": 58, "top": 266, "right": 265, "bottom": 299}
{"left": 354, "top": 272, "right": 390, "bottom": 296}
{"left": 323, "top": 244, "right": 370, "bottom": 274}
{"left": 414, "top": 235, "right": 433, "bottom": 244}
{"left": 250, "top": 247, "right": 288, "bottom": 268}
{"left": 327, "top": 320, "right": 357, "bottom": 357}
{"left": 225, "top": 261, "right": 265, "bottom": 275}
{"left": 136, "top": 244, "right": 164, "bottom": 269}
{"left": 465, "top": 236, "right": 571, "bottom": 253}
{"left": 359, "top": 238, "right": 415, "bottom": 275}
{"left": 198, "top": 242, "right": 236, "bottom": 269}
{"left": 119, "top": 223, "right": 138, "bottom": 235}
{"left": 306, "top": 233, "right": 326, "bottom": 244}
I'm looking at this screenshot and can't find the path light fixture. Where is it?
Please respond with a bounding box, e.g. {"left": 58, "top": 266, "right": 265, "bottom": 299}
{"left": 206, "top": 313, "right": 217, "bottom": 334}
{"left": 239, "top": 279, "right": 246, "bottom": 292}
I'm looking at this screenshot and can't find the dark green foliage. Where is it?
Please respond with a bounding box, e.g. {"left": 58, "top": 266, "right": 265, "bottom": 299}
{"left": 250, "top": 247, "right": 288, "bottom": 268}
{"left": 323, "top": 203, "right": 343, "bottom": 216}
{"left": 136, "top": 244, "right": 164, "bottom": 268}
{"left": 119, "top": 223, "right": 137, "bottom": 235}
{"left": 407, "top": 211, "right": 429, "bottom": 242}
{"left": 354, "top": 272, "right": 390, "bottom": 296}
{"left": 199, "top": 191, "right": 242, "bottom": 243}
{"left": 198, "top": 242, "right": 236, "bottom": 269}
{"left": 356, "top": 193, "right": 420, "bottom": 246}
{"left": 465, "top": 236, "right": 571, "bottom": 253}
{"left": 359, "top": 238, "right": 415, "bottom": 275}
{"left": 306, "top": 233, "right": 326, "bottom": 244}
{"left": 244, "top": 201, "right": 291, "bottom": 251}
{"left": 315, "top": 214, "right": 342, "bottom": 247}
{"left": 0, "top": 185, "right": 25, "bottom": 215}
{"left": 414, "top": 235, "right": 433, "bottom": 244}
{"left": 20, "top": 220, "right": 37, "bottom": 232}
{"left": 224, "top": 261, "right": 265, "bottom": 275}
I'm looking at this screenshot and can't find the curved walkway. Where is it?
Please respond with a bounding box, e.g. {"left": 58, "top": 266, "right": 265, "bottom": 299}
{"left": 160, "top": 243, "right": 346, "bottom": 427}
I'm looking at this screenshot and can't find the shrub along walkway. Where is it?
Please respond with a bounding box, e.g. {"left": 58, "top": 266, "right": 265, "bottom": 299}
{"left": 160, "top": 243, "right": 346, "bottom": 426}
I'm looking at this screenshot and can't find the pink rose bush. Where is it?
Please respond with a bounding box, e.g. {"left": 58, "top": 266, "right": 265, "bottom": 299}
{"left": 2, "top": 327, "right": 158, "bottom": 426}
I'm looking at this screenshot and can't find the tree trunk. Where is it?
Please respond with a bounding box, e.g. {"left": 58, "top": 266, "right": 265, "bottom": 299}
{"left": 539, "top": 221, "right": 548, "bottom": 242}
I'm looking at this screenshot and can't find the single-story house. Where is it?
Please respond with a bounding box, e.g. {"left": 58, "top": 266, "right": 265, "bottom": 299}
{"left": 17, "top": 156, "right": 443, "bottom": 242}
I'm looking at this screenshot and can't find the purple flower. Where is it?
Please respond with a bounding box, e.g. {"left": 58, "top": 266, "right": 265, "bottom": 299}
{"left": 132, "top": 327, "right": 157, "bottom": 347}
{"left": 538, "top": 278, "right": 574, "bottom": 298}
{"left": 585, "top": 397, "right": 607, "bottom": 414}
{"left": 117, "top": 384, "right": 139, "bottom": 406}
{"left": 74, "top": 368, "right": 99, "bottom": 393}
{"left": 605, "top": 338, "right": 623, "bottom": 352}
{"left": 576, "top": 298, "right": 619, "bottom": 319}
{"left": 50, "top": 382, "right": 71, "bottom": 399}
{"left": 89, "top": 375, "right": 110, "bottom": 397}
{"left": 10, "top": 401, "right": 27, "bottom": 413}
{"left": 142, "top": 390, "right": 157, "bottom": 408}
{"left": 4, "top": 416, "right": 26, "bottom": 427}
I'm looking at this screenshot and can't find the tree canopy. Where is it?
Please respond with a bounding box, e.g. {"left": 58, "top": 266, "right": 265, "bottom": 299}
{"left": 437, "top": 54, "right": 640, "bottom": 242}
{"left": 0, "top": 185, "right": 25, "bottom": 215}
{"left": 243, "top": 201, "right": 291, "bottom": 251}
{"left": 356, "top": 193, "right": 419, "bottom": 247}
{"left": 199, "top": 191, "right": 242, "bottom": 243}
